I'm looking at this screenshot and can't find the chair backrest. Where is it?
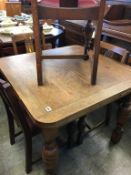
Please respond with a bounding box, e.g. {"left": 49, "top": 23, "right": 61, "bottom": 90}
{"left": 31, "top": 0, "right": 106, "bottom": 85}
{"left": 104, "top": 4, "right": 131, "bottom": 21}
{"left": 100, "top": 41, "right": 129, "bottom": 64}
{"left": 12, "top": 33, "right": 34, "bottom": 55}
{"left": 104, "top": 5, "right": 125, "bottom": 20}
{"left": 21, "top": 0, "right": 31, "bottom": 14}
{"left": 0, "top": 78, "right": 31, "bottom": 133}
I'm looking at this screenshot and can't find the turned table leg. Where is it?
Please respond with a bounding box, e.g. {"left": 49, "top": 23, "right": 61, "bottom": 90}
{"left": 42, "top": 127, "right": 58, "bottom": 175}
{"left": 111, "top": 94, "right": 131, "bottom": 144}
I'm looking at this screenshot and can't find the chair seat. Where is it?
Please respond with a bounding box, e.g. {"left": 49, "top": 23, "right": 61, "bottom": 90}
{"left": 42, "top": 45, "right": 87, "bottom": 59}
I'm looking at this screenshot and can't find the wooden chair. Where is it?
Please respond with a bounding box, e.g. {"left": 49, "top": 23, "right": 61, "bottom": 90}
{"left": 11, "top": 33, "right": 34, "bottom": 55}
{"left": 100, "top": 40, "right": 130, "bottom": 131}
{"left": 0, "top": 76, "right": 41, "bottom": 173}
{"left": 100, "top": 41, "right": 129, "bottom": 64}
{"left": 75, "top": 41, "right": 130, "bottom": 146}
{"left": 31, "top": 0, "right": 106, "bottom": 85}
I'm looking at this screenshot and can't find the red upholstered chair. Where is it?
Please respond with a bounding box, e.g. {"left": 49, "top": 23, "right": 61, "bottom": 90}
{"left": 31, "top": 0, "right": 106, "bottom": 85}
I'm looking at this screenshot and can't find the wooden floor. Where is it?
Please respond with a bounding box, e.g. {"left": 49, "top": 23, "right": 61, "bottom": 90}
{"left": 1, "top": 96, "right": 131, "bottom": 175}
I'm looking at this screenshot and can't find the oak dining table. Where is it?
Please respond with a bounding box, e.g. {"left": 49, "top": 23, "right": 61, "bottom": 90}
{"left": 0, "top": 50, "right": 131, "bottom": 174}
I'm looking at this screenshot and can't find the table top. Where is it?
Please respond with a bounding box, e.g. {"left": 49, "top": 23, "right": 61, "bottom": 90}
{"left": 0, "top": 51, "right": 131, "bottom": 127}
{"left": 102, "top": 22, "right": 131, "bottom": 43}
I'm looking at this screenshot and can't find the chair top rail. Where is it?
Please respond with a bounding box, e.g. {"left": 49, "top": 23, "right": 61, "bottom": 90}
{"left": 100, "top": 41, "right": 129, "bottom": 56}
{"left": 37, "top": 4, "right": 100, "bottom": 20}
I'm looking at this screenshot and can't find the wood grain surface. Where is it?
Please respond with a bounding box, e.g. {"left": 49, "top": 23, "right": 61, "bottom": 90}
{"left": 0, "top": 50, "right": 131, "bottom": 127}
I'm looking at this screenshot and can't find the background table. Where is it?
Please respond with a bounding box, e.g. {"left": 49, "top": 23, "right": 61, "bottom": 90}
{"left": 0, "top": 25, "right": 64, "bottom": 56}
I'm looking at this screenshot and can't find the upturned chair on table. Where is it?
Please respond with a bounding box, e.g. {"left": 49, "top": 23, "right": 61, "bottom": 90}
{"left": 31, "top": 0, "right": 106, "bottom": 85}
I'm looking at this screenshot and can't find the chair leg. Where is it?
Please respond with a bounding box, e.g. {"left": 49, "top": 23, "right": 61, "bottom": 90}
{"left": 25, "top": 134, "right": 32, "bottom": 173}
{"left": 6, "top": 108, "right": 15, "bottom": 145}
